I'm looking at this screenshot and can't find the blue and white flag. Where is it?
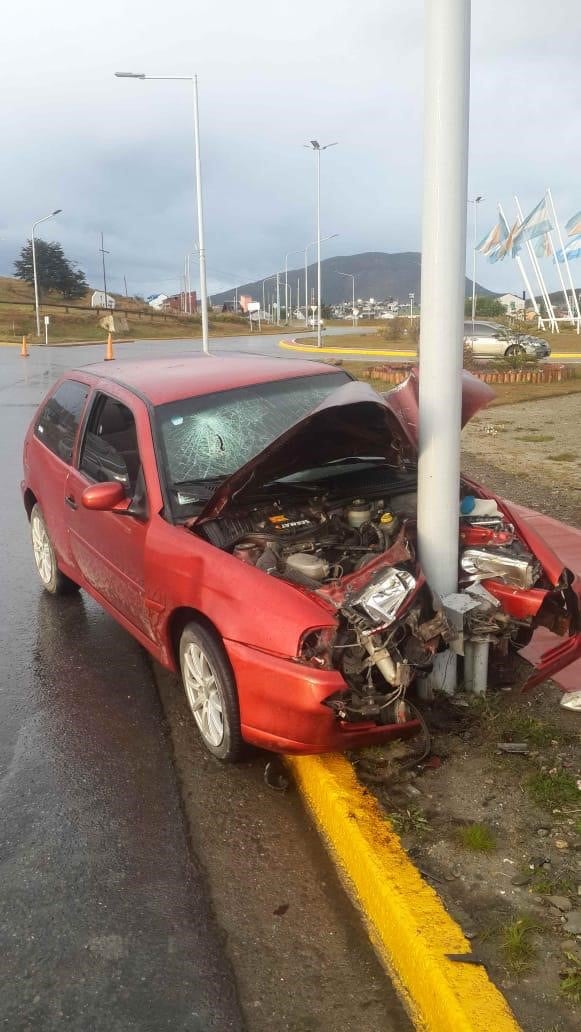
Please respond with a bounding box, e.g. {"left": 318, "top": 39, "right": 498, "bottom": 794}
{"left": 565, "top": 210, "right": 581, "bottom": 237}
{"left": 491, "top": 211, "right": 519, "bottom": 262}
{"left": 476, "top": 220, "right": 505, "bottom": 256}
{"left": 554, "top": 234, "right": 581, "bottom": 263}
{"left": 533, "top": 233, "right": 553, "bottom": 259}
{"left": 511, "top": 198, "right": 553, "bottom": 256}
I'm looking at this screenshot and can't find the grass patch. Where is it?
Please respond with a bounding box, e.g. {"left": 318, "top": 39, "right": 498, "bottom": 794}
{"left": 547, "top": 452, "right": 577, "bottom": 462}
{"left": 457, "top": 822, "right": 496, "bottom": 852}
{"left": 496, "top": 710, "right": 561, "bottom": 747}
{"left": 388, "top": 808, "right": 429, "bottom": 835}
{"left": 516, "top": 434, "right": 555, "bottom": 443}
{"left": 560, "top": 953, "right": 581, "bottom": 1004}
{"left": 500, "top": 915, "right": 540, "bottom": 974}
{"left": 527, "top": 769, "right": 580, "bottom": 809}
{"left": 532, "top": 871, "right": 575, "bottom": 896}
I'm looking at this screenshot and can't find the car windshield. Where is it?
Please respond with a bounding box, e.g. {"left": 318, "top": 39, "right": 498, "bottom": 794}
{"left": 155, "top": 371, "right": 350, "bottom": 496}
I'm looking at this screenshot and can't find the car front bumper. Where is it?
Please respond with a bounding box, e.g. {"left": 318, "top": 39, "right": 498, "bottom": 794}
{"left": 224, "top": 639, "right": 420, "bottom": 754}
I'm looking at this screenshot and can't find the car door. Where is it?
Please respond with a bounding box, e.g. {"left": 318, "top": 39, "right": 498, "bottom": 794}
{"left": 27, "top": 377, "right": 92, "bottom": 570}
{"left": 64, "top": 389, "right": 154, "bottom": 640}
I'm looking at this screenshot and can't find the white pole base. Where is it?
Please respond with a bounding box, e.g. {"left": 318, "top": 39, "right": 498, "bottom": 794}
{"left": 417, "top": 650, "right": 457, "bottom": 699}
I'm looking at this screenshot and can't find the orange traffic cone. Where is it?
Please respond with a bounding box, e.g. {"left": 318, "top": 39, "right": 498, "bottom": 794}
{"left": 104, "top": 332, "right": 114, "bottom": 361}
{"left": 20, "top": 334, "right": 29, "bottom": 357}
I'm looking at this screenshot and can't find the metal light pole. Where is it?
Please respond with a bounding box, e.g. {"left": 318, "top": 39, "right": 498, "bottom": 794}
{"left": 284, "top": 248, "right": 303, "bottom": 325}
{"left": 417, "top": 0, "right": 471, "bottom": 695}
{"left": 306, "top": 141, "right": 337, "bottom": 346}
{"left": 304, "top": 233, "right": 338, "bottom": 328}
{"left": 408, "top": 292, "right": 415, "bottom": 320}
{"left": 99, "top": 232, "right": 110, "bottom": 310}
{"left": 115, "top": 71, "right": 209, "bottom": 353}
{"left": 469, "top": 195, "right": 483, "bottom": 330}
{"left": 31, "top": 209, "right": 62, "bottom": 336}
{"left": 338, "top": 271, "right": 356, "bottom": 326}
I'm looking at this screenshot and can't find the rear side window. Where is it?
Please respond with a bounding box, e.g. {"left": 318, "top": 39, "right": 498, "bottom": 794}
{"left": 35, "top": 380, "right": 89, "bottom": 463}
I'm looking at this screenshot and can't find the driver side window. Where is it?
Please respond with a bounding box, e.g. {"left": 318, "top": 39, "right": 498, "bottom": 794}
{"left": 79, "top": 394, "right": 141, "bottom": 495}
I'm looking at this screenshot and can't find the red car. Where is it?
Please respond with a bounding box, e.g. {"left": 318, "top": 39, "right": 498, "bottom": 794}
{"left": 22, "top": 355, "right": 581, "bottom": 761}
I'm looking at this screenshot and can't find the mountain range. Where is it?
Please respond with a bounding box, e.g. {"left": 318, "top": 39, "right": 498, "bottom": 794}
{"left": 210, "top": 251, "right": 494, "bottom": 307}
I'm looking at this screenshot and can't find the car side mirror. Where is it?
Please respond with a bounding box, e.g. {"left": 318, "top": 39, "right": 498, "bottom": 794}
{"left": 81, "top": 481, "right": 129, "bottom": 512}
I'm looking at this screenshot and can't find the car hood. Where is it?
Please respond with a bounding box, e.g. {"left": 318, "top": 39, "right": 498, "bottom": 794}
{"left": 195, "top": 370, "right": 495, "bottom": 523}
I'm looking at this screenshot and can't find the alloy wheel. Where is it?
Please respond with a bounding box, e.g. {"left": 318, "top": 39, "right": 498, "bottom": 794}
{"left": 31, "top": 513, "right": 54, "bottom": 586}
{"left": 183, "top": 642, "right": 224, "bottom": 747}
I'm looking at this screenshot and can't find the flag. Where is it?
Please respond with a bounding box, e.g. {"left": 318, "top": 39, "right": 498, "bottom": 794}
{"left": 492, "top": 212, "right": 519, "bottom": 262}
{"left": 565, "top": 210, "right": 581, "bottom": 237}
{"left": 554, "top": 234, "right": 581, "bottom": 263}
{"left": 511, "top": 198, "right": 553, "bottom": 256}
{"left": 476, "top": 221, "right": 505, "bottom": 256}
{"left": 533, "top": 233, "right": 553, "bottom": 259}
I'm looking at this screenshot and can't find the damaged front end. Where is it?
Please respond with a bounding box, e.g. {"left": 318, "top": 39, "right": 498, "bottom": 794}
{"left": 298, "top": 537, "right": 454, "bottom": 726}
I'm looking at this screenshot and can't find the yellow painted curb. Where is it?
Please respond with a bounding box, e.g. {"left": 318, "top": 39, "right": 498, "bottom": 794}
{"left": 286, "top": 753, "right": 521, "bottom": 1032}
{"left": 279, "top": 339, "right": 416, "bottom": 358}
{"left": 551, "top": 352, "right": 581, "bottom": 359}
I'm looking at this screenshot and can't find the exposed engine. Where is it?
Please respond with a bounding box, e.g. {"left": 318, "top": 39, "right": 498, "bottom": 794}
{"left": 198, "top": 492, "right": 558, "bottom": 726}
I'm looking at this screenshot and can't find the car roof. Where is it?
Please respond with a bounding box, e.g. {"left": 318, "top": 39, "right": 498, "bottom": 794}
{"left": 76, "top": 353, "right": 341, "bottom": 406}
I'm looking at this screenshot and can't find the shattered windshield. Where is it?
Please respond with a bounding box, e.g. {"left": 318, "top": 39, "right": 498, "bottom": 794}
{"left": 155, "top": 371, "right": 349, "bottom": 499}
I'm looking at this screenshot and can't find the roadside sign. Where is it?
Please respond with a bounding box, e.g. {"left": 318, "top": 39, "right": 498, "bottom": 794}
{"left": 247, "top": 301, "right": 260, "bottom": 312}
{"left": 44, "top": 316, "right": 50, "bottom": 325}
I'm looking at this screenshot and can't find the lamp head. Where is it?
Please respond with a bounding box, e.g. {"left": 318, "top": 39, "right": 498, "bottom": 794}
{"left": 115, "top": 72, "right": 146, "bottom": 79}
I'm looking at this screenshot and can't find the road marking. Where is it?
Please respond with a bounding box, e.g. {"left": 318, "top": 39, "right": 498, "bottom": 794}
{"left": 278, "top": 339, "right": 417, "bottom": 357}
{"left": 287, "top": 753, "right": 521, "bottom": 1032}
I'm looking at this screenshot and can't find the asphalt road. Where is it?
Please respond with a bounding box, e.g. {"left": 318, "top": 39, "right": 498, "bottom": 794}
{"left": 0, "top": 340, "right": 410, "bottom": 1031}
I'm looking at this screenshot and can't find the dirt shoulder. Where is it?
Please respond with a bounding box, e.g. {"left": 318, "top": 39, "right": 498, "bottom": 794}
{"left": 462, "top": 393, "right": 581, "bottom": 529}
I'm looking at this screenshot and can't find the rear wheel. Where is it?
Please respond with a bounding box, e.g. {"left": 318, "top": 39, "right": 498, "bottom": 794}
{"left": 505, "top": 344, "right": 525, "bottom": 357}
{"left": 179, "top": 622, "right": 243, "bottom": 762}
{"left": 30, "top": 503, "right": 79, "bottom": 596}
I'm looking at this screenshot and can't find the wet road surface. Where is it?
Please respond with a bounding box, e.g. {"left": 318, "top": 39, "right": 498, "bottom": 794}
{"left": 0, "top": 342, "right": 411, "bottom": 1031}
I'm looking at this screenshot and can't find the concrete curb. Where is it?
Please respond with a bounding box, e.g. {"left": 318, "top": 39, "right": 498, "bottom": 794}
{"left": 278, "top": 339, "right": 417, "bottom": 358}
{"left": 286, "top": 753, "right": 521, "bottom": 1032}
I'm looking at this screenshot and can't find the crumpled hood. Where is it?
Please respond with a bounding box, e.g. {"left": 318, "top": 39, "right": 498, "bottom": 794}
{"left": 195, "top": 369, "right": 495, "bottom": 522}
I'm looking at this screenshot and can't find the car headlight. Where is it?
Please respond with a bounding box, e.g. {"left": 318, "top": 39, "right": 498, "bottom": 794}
{"left": 349, "top": 568, "right": 417, "bottom": 624}
{"left": 461, "top": 548, "right": 541, "bottom": 589}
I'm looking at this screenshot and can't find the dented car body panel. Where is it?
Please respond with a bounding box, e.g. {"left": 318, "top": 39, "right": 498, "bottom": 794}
{"left": 21, "top": 356, "right": 581, "bottom": 755}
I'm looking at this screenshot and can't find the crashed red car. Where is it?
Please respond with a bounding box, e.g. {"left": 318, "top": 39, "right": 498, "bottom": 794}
{"left": 22, "top": 356, "right": 581, "bottom": 761}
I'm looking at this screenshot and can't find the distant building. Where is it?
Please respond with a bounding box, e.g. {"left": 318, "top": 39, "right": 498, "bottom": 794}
{"left": 163, "top": 291, "right": 197, "bottom": 313}
{"left": 498, "top": 292, "right": 525, "bottom": 314}
{"left": 239, "top": 295, "right": 253, "bottom": 313}
{"left": 147, "top": 293, "right": 168, "bottom": 309}
{"left": 91, "top": 290, "right": 116, "bottom": 310}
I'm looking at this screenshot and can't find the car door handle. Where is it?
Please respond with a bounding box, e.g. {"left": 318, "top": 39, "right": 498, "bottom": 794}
{"left": 65, "top": 494, "right": 78, "bottom": 510}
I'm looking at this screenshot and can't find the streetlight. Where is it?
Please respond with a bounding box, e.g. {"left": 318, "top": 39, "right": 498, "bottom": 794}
{"left": 409, "top": 292, "right": 415, "bottom": 320}
{"left": 337, "top": 271, "right": 356, "bottom": 327}
{"left": 31, "top": 209, "right": 62, "bottom": 336}
{"left": 284, "top": 248, "right": 303, "bottom": 325}
{"left": 304, "top": 233, "right": 338, "bottom": 328}
{"left": 468, "top": 195, "right": 484, "bottom": 331}
{"left": 261, "top": 274, "right": 277, "bottom": 320}
{"left": 99, "top": 232, "right": 110, "bottom": 311}
{"left": 115, "top": 71, "right": 209, "bottom": 353}
{"left": 305, "top": 141, "right": 338, "bottom": 346}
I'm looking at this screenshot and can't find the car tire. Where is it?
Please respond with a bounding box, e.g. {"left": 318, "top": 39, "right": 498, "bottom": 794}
{"left": 179, "top": 622, "right": 243, "bottom": 762}
{"left": 30, "top": 503, "right": 79, "bottom": 596}
{"left": 505, "top": 344, "right": 524, "bottom": 357}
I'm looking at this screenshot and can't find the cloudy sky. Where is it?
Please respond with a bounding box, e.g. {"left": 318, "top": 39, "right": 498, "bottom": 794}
{"left": 2, "top": 1, "right": 580, "bottom": 300}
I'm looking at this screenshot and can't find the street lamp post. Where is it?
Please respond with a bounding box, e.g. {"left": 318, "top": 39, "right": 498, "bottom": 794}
{"left": 468, "top": 195, "right": 483, "bottom": 330}
{"left": 338, "top": 271, "right": 356, "bottom": 326}
{"left": 409, "top": 292, "right": 415, "bottom": 320}
{"left": 31, "top": 209, "right": 62, "bottom": 336}
{"left": 304, "top": 233, "right": 338, "bottom": 329}
{"left": 99, "top": 232, "right": 110, "bottom": 311}
{"left": 115, "top": 71, "right": 209, "bottom": 353}
{"left": 284, "top": 248, "right": 303, "bottom": 325}
{"left": 306, "top": 141, "right": 337, "bottom": 346}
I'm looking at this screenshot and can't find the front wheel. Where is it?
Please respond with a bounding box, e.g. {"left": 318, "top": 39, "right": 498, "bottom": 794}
{"left": 179, "top": 622, "right": 243, "bottom": 762}
{"left": 30, "top": 503, "right": 79, "bottom": 595}
{"left": 505, "top": 344, "right": 525, "bottom": 357}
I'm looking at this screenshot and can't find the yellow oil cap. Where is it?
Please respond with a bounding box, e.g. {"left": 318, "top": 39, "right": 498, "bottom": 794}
{"left": 380, "top": 511, "right": 395, "bottom": 525}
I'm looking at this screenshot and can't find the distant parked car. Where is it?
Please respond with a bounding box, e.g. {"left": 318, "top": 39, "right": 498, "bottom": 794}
{"left": 307, "top": 317, "right": 325, "bottom": 329}
{"left": 464, "top": 321, "right": 551, "bottom": 360}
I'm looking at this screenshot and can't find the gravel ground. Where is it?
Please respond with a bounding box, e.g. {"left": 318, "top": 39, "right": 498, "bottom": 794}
{"left": 462, "top": 395, "right": 581, "bottom": 528}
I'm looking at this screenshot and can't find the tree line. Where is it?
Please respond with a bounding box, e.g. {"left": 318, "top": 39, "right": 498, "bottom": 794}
{"left": 14, "top": 239, "right": 89, "bottom": 301}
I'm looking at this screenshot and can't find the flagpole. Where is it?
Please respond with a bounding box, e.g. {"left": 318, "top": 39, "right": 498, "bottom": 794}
{"left": 515, "top": 196, "right": 558, "bottom": 333}
{"left": 547, "top": 187, "right": 581, "bottom": 333}
{"left": 547, "top": 227, "right": 574, "bottom": 323}
{"left": 497, "top": 204, "right": 543, "bottom": 327}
